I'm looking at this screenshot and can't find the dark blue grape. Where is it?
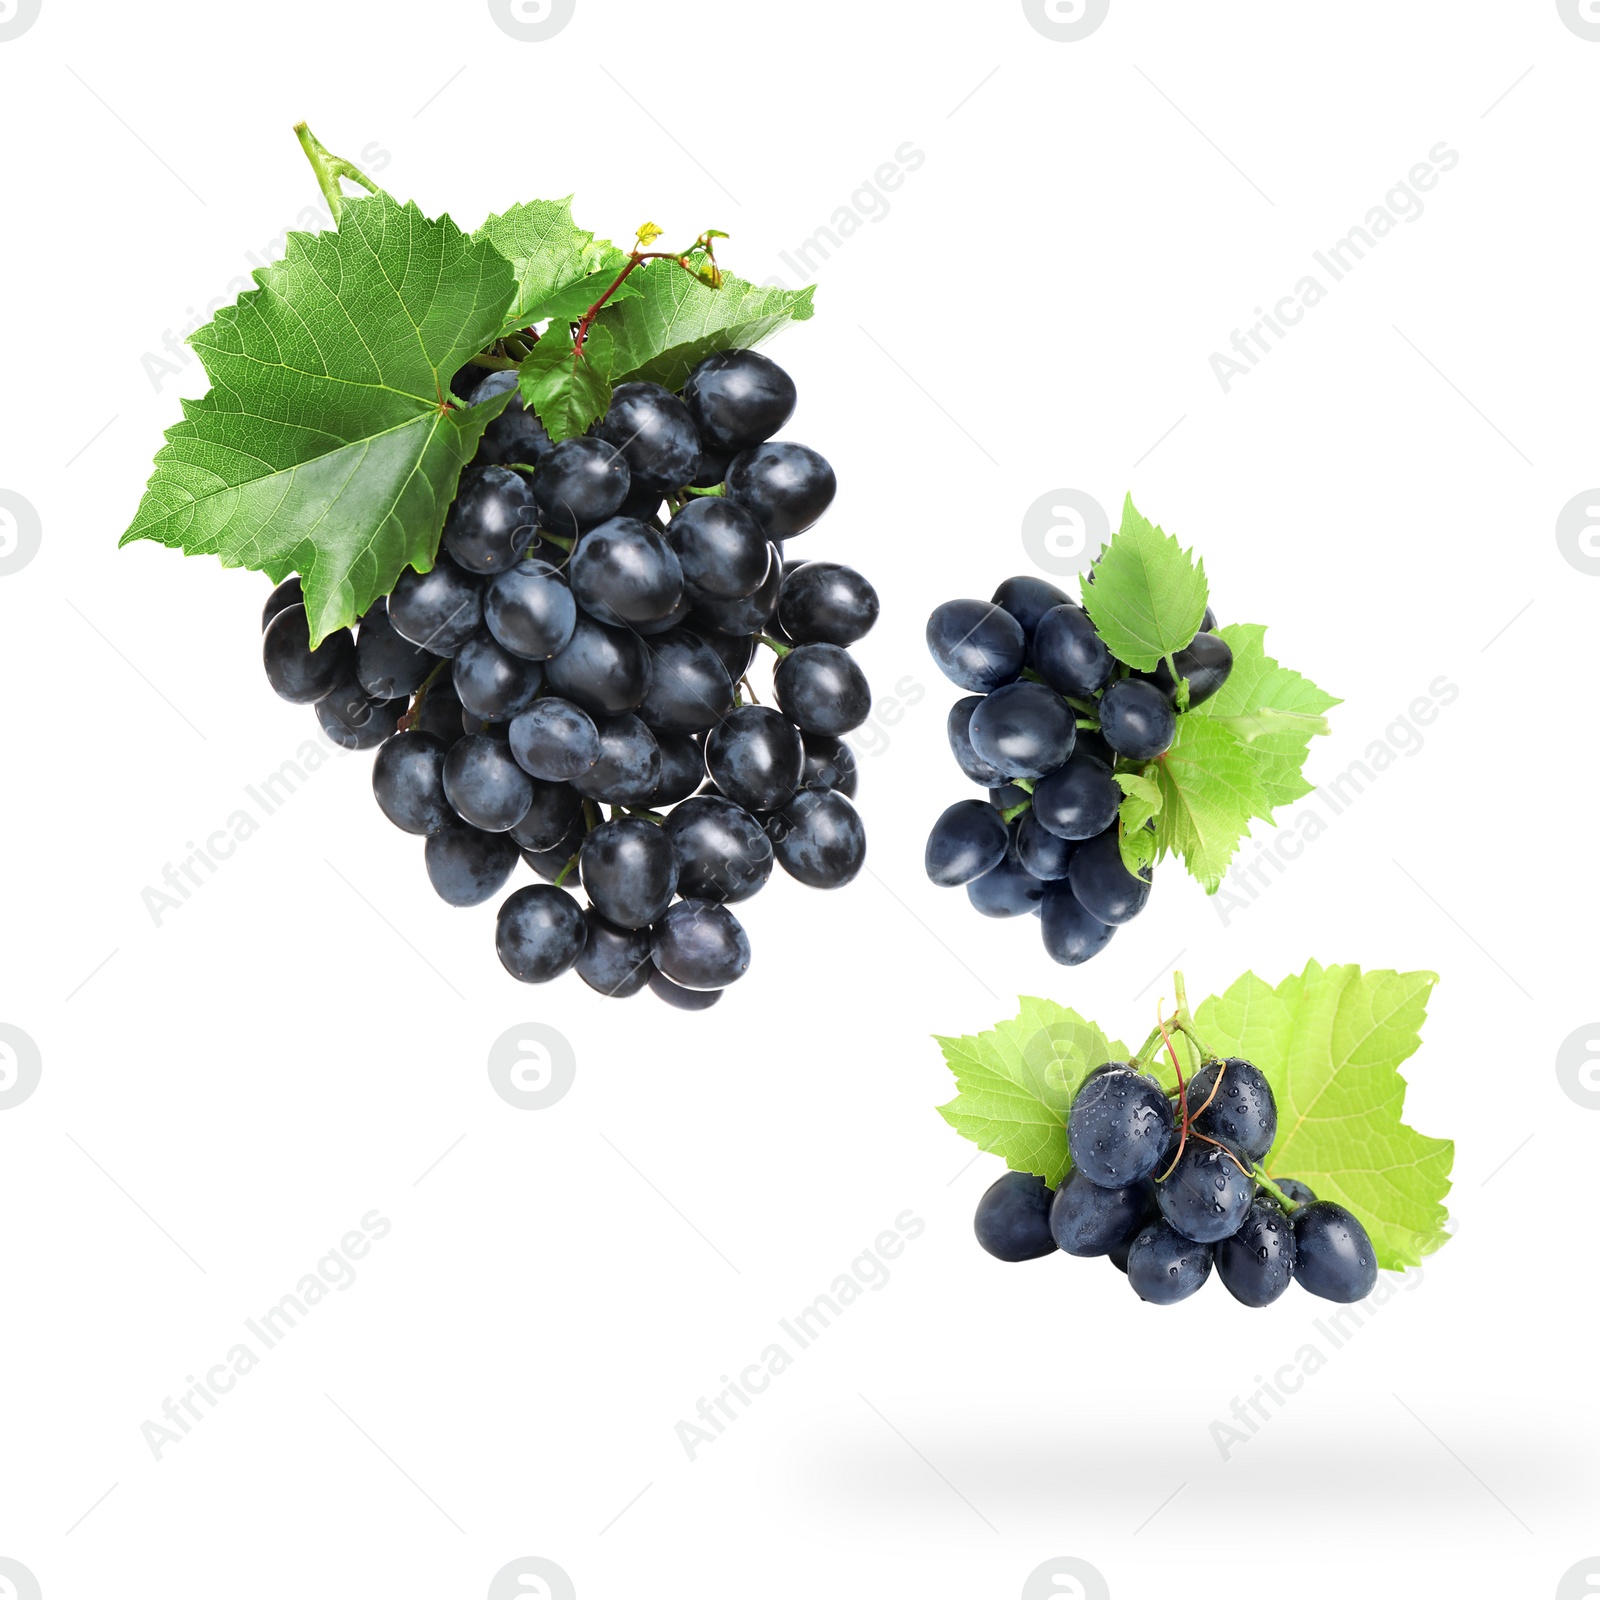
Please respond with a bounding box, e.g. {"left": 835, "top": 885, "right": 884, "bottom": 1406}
{"left": 519, "top": 821, "right": 584, "bottom": 882}
{"left": 569, "top": 516, "right": 684, "bottom": 625}
{"left": 973, "top": 1171, "right": 1057, "bottom": 1262}
{"left": 580, "top": 816, "right": 678, "bottom": 928}
{"left": 691, "top": 626, "right": 756, "bottom": 684}
{"left": 1031, "top": 754, "right": 1121, "bottom": 841}
{"left": 800, "top": 732, "right": 857, "bottom": 797}
{"left": 484, "top": 558, "right": 577, "bottom": 661}
{"left": 778, "top": 562, "right": 879, "bottom": 646}
{"left": 725, "top": 441, "right": 835, "bottom": 538}
{"left": 1216, "top": 1200, "right": 1298, "bottom": 1307}
{"left": 443, "top": 733, "right": 534, "bottom": 831}
{"left": 690, "top": 544, "right": 782, "bottom": 636}
{"left": 925, "top": 800, "right": 1009, "bottom": 887}
{"left": 1067, "top": 826, "right": 1151, "bottom": 924}
{"left": 595, "top": 381, "right": 701, "bottom": 490}
{"left": 648, "top": 968, "right": 723, "bottom": 1010}
{"left": 356, "top": 598, "right": 439, "bottom": 700}
{"left": 1157, "top": 1142, "right": 1256, "bottom": 1243}
{"left": 1050, "top": 1169, "right": 1154, "bottom": 1257}
{"left": 544, "top": 613, "right": 652, "bottom": 716}
{"left": 445, "top": 466, "right": 538, "bottom": 574}
{"left": 373, "top": 730, "right": 452, "bottom": 834}
{"left": 413, "top": 682, "right": 466, "bottom": 746}
{"left": 467, "top": 368, "right": 553, "bottom": 467}
{"left": 767, "top": 788, "right": 864, "bottom": 889}
{"left": 773, "top": 643, "right": 870, "bottom": 736}
{"left": 570, "top": 714, "right": 660, "bottom": 804}
{"left": 1068, "top": 1068, "right": 1174, "bottom": 1186}
{"left": 424, "top": 823, "right": 519, "bottom": 906}
{"left": 262, "top": 605, "right": 353, "bottom": 703}
{"left": 316, "top": 679, "right": 404, "bottom": 749}
{"left": 989, "top": 783, "right": 1030, "bottom": 811}
{"left": 1109, "top": 1192, "right": 1162, "bottom": 1272}
{"left": 532, "top": 437, "right": 630, "bottom": 537}
{"left": 389, "top": 558, "right": 483, "bottom": 657}
{"left": 667, "top": 497, "right": 770, "bottom": 599}
{"left": 990, "top": 575, "right": 1072, "bottom": 641}
{"left": 683, "top": 349, "right": 796, "bottom": 453}
{"left": 635, "top": 628, "right": 734, "bottom": 733}
{"left": 704, "top": 706, "right": 803, "bottom": 811}
{"left": 1292, "top": 1202, "right": 1378, "bottom": 1302}
{"left": 574, "top": 908, "right": 655, "bottom": 998}
{"left": 652, "top": 899, "right": 751, "bottom": 989}
{"left": 1039, "top": 880, "right": 1116, "bottom": 965}
{"left": 1015, "top": 811, "right": 1074, "bottom": 880}
{"left": 508, "top": 780, "right": 582, "bottom": 852}
{"left": 1126, "top": 1221, "right": 1213, "bottom": 1304}
{"left": 262, "top": 575, "right": 303, "bottom": 631}
{"left": 495, "top": 884, "right": 586, "bottom": 983}
{"left": 966, "top": 852, "right": 1045, "bottom": 917}
{"left": 1138, "top": 630, "right": 1233, "bottom": 708}
{"left": 1098, "top": 678, "right": 1176, "bottom": 760}
{"left": 968, "top": 681, "right": 1075, "bottom": 780}
{"left": 453, "top": 632, "right": 543, "bottom": 721}
{"left": 651, "top": 732, "right": 705, "bottom": 805}
{"left": 508, "top": 698, "right": 600, "bottom": 782}
{"left": 664, "top": 796, "right": 773, "bottom": 902}
{"left": 1276, "top": 1178, "right": 1317, "bottom": 1205}
{"left": 617, "top": 480, "right": 666, "bottom": 524}
{"left": 947, "top": 697, "right": 1009, "bottom": 786}
{"left": 1188, "top": 1058, "right": 1278, "bottom": 1164}
{"left": 926, "top": 600, "right": 1026, "bottom": 693}
{"left": 688, "top": 447, "right": 731, "bottom": 490}
{"left": 1032, "top": 604, "right": 1112, "bottom": 697}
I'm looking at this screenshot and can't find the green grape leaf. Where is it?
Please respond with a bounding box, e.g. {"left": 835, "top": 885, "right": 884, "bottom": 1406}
{"left": 475, "top": 198, "right": 628, "bottom": 337}
{"left": 1113, "top": 771, "right": 1163, "bottom": 875}
{"left": 519, "top": 323, "right": 615, "bottom": 443}
{"left": 1196, "top": 962, "right": 1453, "bottom": 1270}
{"left": 1152, "top": 715, "right": 1268, "bottom": 891}
{"left": 119, "top": 194, "right": 517, "bottom": 646}
{"left": 596, "top": 261, "right": 815, "bottom": 389}
{"left": 935, "top": 999, "right": 1130, "bottom": 1187}
{"left": 1080, "top": 495, "right": 1210, "bottom": 670}
{"left": 520, "top": 267, "right": 640, "bottom": 327}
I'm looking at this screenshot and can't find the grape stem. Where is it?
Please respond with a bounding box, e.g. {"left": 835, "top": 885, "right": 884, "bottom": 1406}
{"left": 294, "top": 123, "right": 383, "bottom": 224}
{"left": 552, "top": 853, "right": 580, "bottom": 888}
{"left": 1129, "top": 970, "right": 1218, "bottom": 1074}
{"left": 1252, "top": 1167, "right": 1301, "bottom": 1212}
{"left": 999, "top": 800, "right": 1032, "bottom": 823}
{"left": 571, "top": 227, "right": 727, "bottom": 361}
{"left": 396, "top": 659, "right": 449, "bottom": 733}
{"left": 758, "top": 634, "right": 791, "bottom": 658}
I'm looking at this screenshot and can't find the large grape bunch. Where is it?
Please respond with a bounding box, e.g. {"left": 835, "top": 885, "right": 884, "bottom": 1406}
{"left": 258, "top": 349, "right": 876, "bottom": 1008}
{"left": 972, "top": 1059, "right": 1379, "bottom": 1307}
{"left": 923, "top": 576, "right": 1231, "bottom": 965}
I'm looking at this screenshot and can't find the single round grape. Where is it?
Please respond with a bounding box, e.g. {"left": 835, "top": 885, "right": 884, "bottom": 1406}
{"left": 508, "top": 698, "right": 600, "bottom": 782}
{"left": 569, "top": 516, "right": 684, "bottom": 625}
{"left": 1032, "top": 604, "right": 1113, "bottom": 697}
{"left": 800, "top": 731, "right": 857, "bottom": 797}
{"left": 508, "top": 780, "right": 582, "bottom": 852}
{"left": 1039, "top": 880, "right": 1116, "bottom": 965}
{"left": 968, "top": 681, "right": 1075, "bottom": 780}
{"left": 1187, "top": 1058, "right": 1278, "bottom": 1164}
{"left": 925, "top": 599, "right": 1026, "bottom": 692}
{"left": 595, "top": 381, "right": 701, "bottom": 490}
{"left": 495, "top": 884, "right": 586, "bottom": 983}
{"left": 574, "top": 908, "right": 655, "bottom": 998}
{"left": 519, "top": 822, "right": 584, "bottom": 882}
{"left": 778, "top": 562, "right": 880, "bottom": 646}
{"left": 1292, "top": 1202, "right": 1378, "bottom": 1302}
{"left": 1157, "top": 1142, "right": 1256, "bottom": 1244}
{"left": 1067, "top": 826, "right": 1152, "bottom": 924}
{"left": 262, "top": 575, "right": 303, "bottom": 631}
{"left": 1098, "top": 677, "right": 1176, "bottom": 760}
{"left": 664, "top": 795, "right": 773, "bottom": 902}
{"left": 1050, "top": 1168, "right": 1154, "bottom": 1257}
{"left": 443, "top": 733, "right": 534, "bottom": 831}
{"left": 989, "top": 783, "right": 1030, "bottom": 811}
{"left": 484, "top": 558, "right": 577, "bottom": 661}
{"left": 1216, "top": 1200, "right": 1298, "bottom": 1307}
{"left": 651, "top": 732, "right": 705, "bottom": 805}
{"left": 925, "top": 800, "right": 1009, "bottom": 887}
{"left": 667, "top": 497, "right": 770, "bottom": 599}
{"left": 1139, "top": 630, "right": 1233, "bottom": 708}
{"left": 570, "top": 714, "right": 661, "bottom": 804}
{"left": 683, "top": 348, "right": 797, "bottom": 453}
{"left": 544, "top": 614, "right": 652, "bottom": 716}
{"left": 389, "top": 558, "right": 484, "bottom": 657}
{"left": 356, "top": 598, "right": 438, "bottom": 701}
{"left": 648, "top": 968, "right": 723, "bottom": 1010}
{"left": 1031, "top": 754, "right": 1121, "bottom": 841}
{"left": 316, "top": 679, "right": 405, "bottom": 749}
{"left": 1275, "top": 1177, "right": 1317, "bottom": 1206}
{"left": 453, "top": 632, "right": 543, "bottom": 722}
{"left": 947, "top": 697, "right": 1009, "bottom": 786}
{"left": 262, "top": 605, "right": 354, "bottom": 703}
{"left": 691, "top": 626, "right": 756, "bottom": 684}
{"left": 445, "top": 466, "right": 539, "bottom": 574}
{"left": 1015, "top": 811, "right": 1074, "bottom": 880}
{"left": 652, "top": 899, "right": 751, "bottom": 989}
{"left": 373, "top": 730, "right": 452, "bottom": 834}
{"left": 580, "top": 816, "right": 678, "bottom": 929}
{"left": 973, "top": 1171, "right": 1057, "bottom": 1262}
{"left": 704, "top": 705, "right": 804, "bottom": 811}
{"left": 1068, "top": 1067, "right": 1175, "bottom": 1186}
{"left": 773, "top": 643, "right": 871, "bottom": 736}
{"left": 990, "top": 575, "right": 1072, "bottom": 641}
{"left": 690, "top": 544, "right": 782, "bottom": 636}
{"left": 1074, "top": 727, "right": 1116, "bottom": 767}
{"left": 1126, "top": 1220, "right": 1214, "bottom": 1304}
{"left": 617, "top": 480, "right": 665, "bottom": 525}
{"left": 532, "top": 436, "right": 630, "bottom": 537}
{"left": 688, "top": 447, "right": 731, "bottom": 490}
{"left": 635, "top": 628, "right": 734, "bottom": 734}
{"left": 966, "top": 852, "right": 1045, "bottom": 917}
{"left": 467, "top": 368, "right": 553, "bottom": 467}
{"left": 725, "top": 441, "right": 835, "bottom": 537}
{"left": 412, "top": 682, "right": 466, "bottom": 747}
{"left": 767, "top": 788, "right": 865, "bottom": 888}
{"left": 424, "top": 822, "right": 520, "bottom": 906}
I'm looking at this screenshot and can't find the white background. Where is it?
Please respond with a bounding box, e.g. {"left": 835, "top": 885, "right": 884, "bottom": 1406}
{"left": 2, "top": 2, "right": 1598, "bottom": 1596}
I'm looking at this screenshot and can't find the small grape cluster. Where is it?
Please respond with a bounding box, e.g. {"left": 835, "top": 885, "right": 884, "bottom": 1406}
{"left": 923, "top": 576, "right": 1233, "bottom": 964}
{"left": 257, "top": 349, "right": 876, "bottom": 1007}
{"left": 974, "top": 1059, "right": 1379, "bottom": 1306}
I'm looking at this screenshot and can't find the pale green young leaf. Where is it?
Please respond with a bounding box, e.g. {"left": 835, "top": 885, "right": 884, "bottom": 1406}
{"left": 475, "top": 198, "right": 628, "bottom": 336}
{"left": 1152, "top": 715, "right": 1267, "bottom": 891}
{"left": 1079, "top": 495, "right": 1210, "bottom": 670}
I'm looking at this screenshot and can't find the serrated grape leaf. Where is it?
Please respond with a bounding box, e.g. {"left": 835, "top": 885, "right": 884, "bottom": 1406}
{"left": 1113, "top": 772, "right": 1162, "bottom": 875}
{"left": 936, "top": 999, "right": 1129, "bottom": 1187}
{"left": 475, "top": 198, "right": 628, "bottom": 337}
{"left": 1195, "top": 624, "right": 1340, "bottom": 811}
{"left": 521, "top": 267, "right": 640, "bottom": 327}
{"left": 120, "top": 195, "right": 517, "bottom": 646}
{"left": 1196, "top": 962, "right": 1453, "bottom": 1270}
{"left": 596, "top": 261, "right": 815, "bottom": 390}
{"left": 1080, "top": 495, "right": 1210, "bottom": 671}
{"left": 519, "top": 323, "right": 615, "bottom": 443}
{"left": 1152, "top": 715, "right": 1266, "bottom": 891}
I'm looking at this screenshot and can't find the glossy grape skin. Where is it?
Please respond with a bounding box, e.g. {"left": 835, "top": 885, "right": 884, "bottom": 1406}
{"left": 968, "top": 681, "right": 1076, "bottom": 780}
{"left": 725, "top": 441, "right": 836, "bottom": 537}
{"left": 973, "top": 1171, "right": 1057, "bottom": 1262}
{"left": 1050, "top": 1169, "right": 1154, "bottom": 1257}
{"left": 519, "top": 822, "right": 584, "bottom": 882}
{"left": 691, "top": 626, "right": 756, "bottom": 684}
{"left": 1039, "top": 880, "right": 1117, "bottom": 965}
{"left": 925, "top": 800, "right": 1009, "bottom": 887}
{"left": 1216, "top": 1200, "right": 1298, "bottom": 1307}
{"left": 1068, "top": 1068, "right": 1175, "bottom": 1186}
{"left": 1139, "top": 630, "right": 1233, "bottom": 708}
{"left": 316, "top": 680, "right": 405, "bottom": 749}
{"left": 778, "top": 562, "right": 880, "bottom": 646}
{"left": 509, "top": 779, "right": 583, "bottom": 852}
{"left": 580, "top": 816, "right": 679, "bottom": 929}
{"left": 705, "top": 706, "right": 804, "bottom": 811}
{"left": 800, "top": 732, "right": 857, "bottom": 797}
{"left": 1157, "top": 1142, "right": 1256, "bottom": 1243}
{"left": 1126, "top": 1221, "right": 1214, "bottom": 1304}
{"left": 1098, "top": 677, "right": 1176, "bottom": 760}
{"left": 508, "top": 698, "right": 600, "bottom": 782}
{"left": 648, "top": 968, "right": 723, "bottom": 1010}
{"left": 652, "top": 899, "right": 751, "bottom": 989}
{"left": 532, "top": 437, "right": 631, "bottom": 537}
{"left": 1292, "top": 1202, "right": 1378, "bottom": 1302}
{"left": 484, "top": 559, "right": 577, "bottom": 662}
{"left": 1109, "top": 1193, "right": 1162, "bottom": 1272}
{"left": 574, "top": 909, "right": 655, "bottom": 998}
{"left": 1031, "top": 754, "right": 1121, "bottom": 841}
{"left": 594, "top": 381, "right": 701, "bottom": 490}
{"left": 767, "top": 788, "right": 865, "bottom": 888}
{"left": 262, "top": 575, "right": 303, "bottom": 631}
{"left": 389, "top": 558, "right": 484, "bottom": 657}
{"left": 651, "top": 732, "right": 705, "bottom": 805}
{"left": 1275, "top": 1178, "right": 1317, "bottom": 1205}
{"left": 966, "top": 852, "right": 1046, "bottom": 918}
{"left": 413, "top": 682, "right": 466, "bottom": 747}
{"left": 442, "top": 733, "right": 534, "bottom": 831}
{"left": 424, "top": 823, "right": 520, "bottom": 907}
{"left": 373, "top": 731, "right": 452, "bottom": 834}
{"left": 635, "top": 629, "right": 734, "bottom": 734}
{"left": 569, "top": 516, "right": 684, "bottom": 625}
{"left": 355, "top": 598, "right": 438, "bottom": 701}
{"left": 467, "top": 368, "right": 553, "bottom": 467}
{"left": 1015, "top": 811, "right": 1074, "bottom": 880}
{"left": 926, "top": 600, "right": 1026, "bottom": 693}
{"left": 990, "top": 575, "right": 1072, "bottom": 641}
{"left": 664, "top": 796, "right": 773, "bottom": 902}
{"left": 262, "top": 605, "right": 354, "bottom": 703}
{"left": 684, "top": 348, "right": 797, "bottom": 453}
{"left": 947, "top": 698, "right": 1009, "bottom": 786}
{"left": 445, "top": 466, "right": 538, "bottom": 574}
{"left": 453, "top": 632, "right": 543, "bottom": 721}
{"left": 773, "top": 643, "right": 871, "bottom": 736}
{"left": 569, "top": 714, "right": 661, "bottom": 804}
{"left": 544, "top": 614, "right": 652, "bottom": 716}
{"left": 667, "top": 498, "right": 770, "bottom": 599}
{"left": 1187, "top": 1058, "right": 1278, "bottom": 1164}
{"left": 1067, "top": 826, "right": 1152, "bottom": 924}
{"left": 1032, "top": 604, "right": 1113, "bottom": 697}
{"left": 495, "top": 884, "right": 587, "bottom": 983}
{"left": 690, "top": 544, "right": 782, "bottom": 636}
